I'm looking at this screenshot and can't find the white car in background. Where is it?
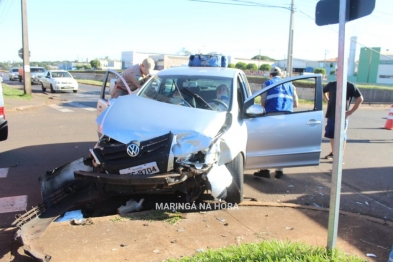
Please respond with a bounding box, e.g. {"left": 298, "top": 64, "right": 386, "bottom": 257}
{"left": 40, "top": 70, "right": 78, "bottom": 93}
{"left": 8, "top": 67, "right": 19, "bottom": 81}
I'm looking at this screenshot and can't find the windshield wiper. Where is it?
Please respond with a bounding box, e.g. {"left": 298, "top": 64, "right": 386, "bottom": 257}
{"left": 182, "top": 88, "right": 214, "bottom": 110}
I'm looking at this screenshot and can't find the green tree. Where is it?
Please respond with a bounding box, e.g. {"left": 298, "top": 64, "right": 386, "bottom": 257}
{"left": 235, "top": 62, "right": 247, "bottom": 70}
{"left": 252, "top": 55, "right": 276, "bottom": 61}
{"left": 90, "top": 59, "right": 101, "bottom": 69}
{"left": 314, "top": 68, "right": 326, "bottom": 75}
{"left": 84, "top": 64, "right": 92, "bottom": 69}
{"left": 259, "top": 64, "right": 271, "bottom": 71}
{"left": 246, "top": 63, "right": 258, "bottom": 71}
{"left": 330, "top": 69, "right": 336, "bottom": 75}
{"left": 76, "top": 64, "right": 84, "bottom": 70}
{"left": 228, "top": 63, "right": 235, "bottom": 68}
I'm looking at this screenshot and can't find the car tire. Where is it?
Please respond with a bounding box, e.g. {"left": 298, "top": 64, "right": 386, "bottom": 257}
{"left": 224, "top": 153, "right": 244, "bottom": 204}
{"left": 73, "top": 90, "right": 77, "bottom": 93}
{"left": 41, "top": 83, "right": 46, "bottom": 92}
{"left": 50, "top": 84, "right": 55, "bottom": 93}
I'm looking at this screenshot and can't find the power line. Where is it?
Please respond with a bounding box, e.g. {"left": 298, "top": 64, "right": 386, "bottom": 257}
{"left": 189, "top": 0, "right": 289, "bottom": 10}
{"left": 0, "top": 0, "right": 15, "bottom": 26}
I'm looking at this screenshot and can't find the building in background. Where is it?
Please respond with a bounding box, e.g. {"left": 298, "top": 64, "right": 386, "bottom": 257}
{"left": 98, "top": 60, "right": 122, "bottom": 70}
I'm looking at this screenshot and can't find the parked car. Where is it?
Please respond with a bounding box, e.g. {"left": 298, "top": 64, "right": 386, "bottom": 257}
{"left": 8, "top": 67, "right": 19, "bottom": 81}
{"left": 40, "top": 70, "right": 78, "bottom": 93}
{"left": 0, "top": 76, "right": 8, "bottom": 141}
{"left": 18, "top": 66, "right": 46, "bottom": 85}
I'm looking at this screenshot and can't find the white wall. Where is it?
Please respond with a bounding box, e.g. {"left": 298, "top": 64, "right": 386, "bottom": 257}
{"left": 376, "top": 64, "right": 393, "bottom": 84}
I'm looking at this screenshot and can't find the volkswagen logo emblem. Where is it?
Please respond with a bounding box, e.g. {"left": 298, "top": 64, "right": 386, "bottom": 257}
{"left": 127, "top": 143, "right": 140, "bottom": 157}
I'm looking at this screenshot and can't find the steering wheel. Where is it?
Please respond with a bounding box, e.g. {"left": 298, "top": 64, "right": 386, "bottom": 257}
{"left": 212, "top": 99, "right": 228, "bottom": 110}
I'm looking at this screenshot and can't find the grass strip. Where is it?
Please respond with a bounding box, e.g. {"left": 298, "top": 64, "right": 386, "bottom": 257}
{"left": 168, "top": 240, "right": 365, "bottom": 262}
{"left": 2, "top": 83, "right": 32, "bottom": 99}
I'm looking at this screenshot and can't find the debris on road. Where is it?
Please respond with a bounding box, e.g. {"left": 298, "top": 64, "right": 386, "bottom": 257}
{"left": 55, "top": 210, "right": 83, "bottom": 222}
{"left": 118, "top": 199, "right": 144, "bottom": 215}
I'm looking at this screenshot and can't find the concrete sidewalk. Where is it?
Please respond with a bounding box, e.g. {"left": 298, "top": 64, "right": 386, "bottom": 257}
{"left": 2, "top": 202, "right": 393, "bottom": 262}
{"left": 4, "top": 93, "right": 50, "bottom": 112}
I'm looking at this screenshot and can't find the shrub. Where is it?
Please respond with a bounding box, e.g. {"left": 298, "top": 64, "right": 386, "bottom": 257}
{"left": 314, "top": 68, "right": 326, "bottom": 75}
{"left": 246, "top": 63, "right": 258, "bottom": 71}
{"left": 259, "top": 64, "right": 271, "bottom": 71}
{"left": 235, "top": 62, "right": 247, "bottom": 70}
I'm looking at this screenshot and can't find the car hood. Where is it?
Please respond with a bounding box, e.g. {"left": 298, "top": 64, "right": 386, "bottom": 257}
{"left": 97, "top": 95, "right": 227, "bottom": 157}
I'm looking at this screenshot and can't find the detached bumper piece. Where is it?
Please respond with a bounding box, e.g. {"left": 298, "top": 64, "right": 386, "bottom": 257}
{"left": 92, "top": 132, "right": 173, "bottom": 174}
{"left": 74, "top": 170, "right": 187, "bottom": 186}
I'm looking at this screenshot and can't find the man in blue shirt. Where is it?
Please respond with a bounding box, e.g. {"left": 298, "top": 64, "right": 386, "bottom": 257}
{"left": 254, "top": 66, "right": 298, "bottom": 179}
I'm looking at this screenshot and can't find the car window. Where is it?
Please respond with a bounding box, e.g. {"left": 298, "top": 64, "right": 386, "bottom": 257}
{"left": 256, "top": 76, "right": 320, "bottom": 114}
{"left": 139, "top": 75, "right": 233, "bottom": 111}
{"left": 31, "top": 68, "right": 45, "bottom": 73}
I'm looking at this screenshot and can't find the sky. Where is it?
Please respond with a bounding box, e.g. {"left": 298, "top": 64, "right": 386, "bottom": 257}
{"left": 0, "top": 0, "right": 392, "bottom": 63}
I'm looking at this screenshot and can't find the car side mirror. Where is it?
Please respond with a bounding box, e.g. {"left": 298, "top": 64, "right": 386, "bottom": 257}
{"left": 245, "top": 104, "right": 265, "bottom": 117}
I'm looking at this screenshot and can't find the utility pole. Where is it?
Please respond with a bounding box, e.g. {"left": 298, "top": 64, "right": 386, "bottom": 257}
{"left": 324, "top": 50, "right": 330, "bottom": 77}
{"left": 286, "top": 0, "right": 295, "bottom": 78}
{"left": 21, "top": 0, "right": 31, "bottom": 95}
{"left": 366, "top": 47, "right": 372, "bottom": 83}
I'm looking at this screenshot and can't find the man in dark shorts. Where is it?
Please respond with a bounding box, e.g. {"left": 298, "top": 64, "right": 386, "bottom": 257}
{"left": 323, "top": 73, "right": 363, "bottom": 160}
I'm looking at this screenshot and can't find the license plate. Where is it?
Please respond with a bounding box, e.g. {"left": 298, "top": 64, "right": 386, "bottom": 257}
{"left": 119, "top": 162, "right": 160, "bottom": 175}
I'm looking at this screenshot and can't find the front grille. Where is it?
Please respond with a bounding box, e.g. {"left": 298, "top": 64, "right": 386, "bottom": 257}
{"left": 93, "top": 132, "right": 173, "bottom": 174}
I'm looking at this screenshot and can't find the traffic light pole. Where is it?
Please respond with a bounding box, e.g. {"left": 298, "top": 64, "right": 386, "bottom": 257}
{"left": 21, "top": 0, "right": 31, "bottom": 95}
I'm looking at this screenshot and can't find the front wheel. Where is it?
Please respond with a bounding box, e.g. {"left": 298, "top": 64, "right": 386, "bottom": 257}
{"left": 50, "top": 84, "right": 55, "bottom": 93}
{"left": 225, "top": 153, "right": 244, "bottom": 204}
{"left": 73, "top": 90, "right": 78, "bottom": 93}
{"left": 41, "top": 83, "right": 46, "bottom": 92}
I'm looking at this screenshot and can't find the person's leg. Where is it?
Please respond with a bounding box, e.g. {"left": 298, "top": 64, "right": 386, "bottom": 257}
{"left": 275, "top": 168, "right": 283, "bottom": 179}
{"left": 330, "top": 138, "right": 334, "bottom": 153}
{"left": 254, "top": 169, "right": 270, "bottom": 178}
{"left": 324, "top": 118, "right": 335, "bottom": 159}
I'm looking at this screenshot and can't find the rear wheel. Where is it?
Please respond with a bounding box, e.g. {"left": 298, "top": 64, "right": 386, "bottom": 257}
{"left": 41, "top": 83, "right": 46, "bottom": 92}
{"left": 73, "top": 90, "right": 78, "bottom": 93}
{"left": 50, "top": 84, "right": 55, "bottom": 93}
{"left": 225, "top": 153, "right": 244, "bottom": 204}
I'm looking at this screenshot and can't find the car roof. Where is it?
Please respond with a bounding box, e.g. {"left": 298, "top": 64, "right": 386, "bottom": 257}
{"left": 157, "top": 67, "right": 241, "bottom": 78}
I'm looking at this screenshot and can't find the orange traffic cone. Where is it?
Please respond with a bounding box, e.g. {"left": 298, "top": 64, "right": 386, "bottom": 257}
{"left": 384, "top": 104, "right": 393, "bottom": 130}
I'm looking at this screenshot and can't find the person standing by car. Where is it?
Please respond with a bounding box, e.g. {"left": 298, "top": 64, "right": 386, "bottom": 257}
{"left": 111, "top": 58, "right": 155, "bottom": 98}
{"left": 322, "top": 71, "right": 363, "bottom": 160}
{"left": 254, "top": 66, "right": 298, "bottom": 179}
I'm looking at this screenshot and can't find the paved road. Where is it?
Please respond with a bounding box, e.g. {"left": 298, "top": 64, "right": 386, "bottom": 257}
{"left": 0, "top": 84, "right": 392, "bottom": 228}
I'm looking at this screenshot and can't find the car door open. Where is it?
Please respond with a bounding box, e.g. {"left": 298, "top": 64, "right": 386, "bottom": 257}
{"left": 243, "top": 74, "right": 323, "bottom": 170}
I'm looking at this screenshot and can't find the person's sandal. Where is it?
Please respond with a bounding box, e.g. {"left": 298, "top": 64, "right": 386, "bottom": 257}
{"left": 324, "top": 152, "right": 333, "bottom": 160}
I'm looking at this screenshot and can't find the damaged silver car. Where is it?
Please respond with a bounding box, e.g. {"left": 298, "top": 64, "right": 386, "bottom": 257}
{"left": 14, "top": 67, "right": 324, "bottom": 261}
{"left": 75, "top": 67, "right": 324, "bottom": 204}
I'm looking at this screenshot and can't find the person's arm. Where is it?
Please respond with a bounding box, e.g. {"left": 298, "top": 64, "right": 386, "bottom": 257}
{"left": 261, "top": 92, "right": 267, "bottom": 107}
{"left": 292, "top": 85, "right": 298, "bottom": 108}
{"left": 322, "top": 92, "right": 329, "bottom": 103}
{"left": 124, "top": 73, "right": 141, "bottom": 91}
{"left": 346, "top": 95, "right": 363, "bottom": 117}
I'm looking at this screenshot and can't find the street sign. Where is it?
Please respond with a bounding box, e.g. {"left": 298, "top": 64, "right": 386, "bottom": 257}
{"left": 315, "top": 0, "right": 375, "bottom": 26}
{"left": 18, "top": 48, "right": 30, "bottom": 59}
